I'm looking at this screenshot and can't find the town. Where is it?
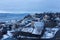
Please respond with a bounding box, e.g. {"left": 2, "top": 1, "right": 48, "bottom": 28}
{"left": 0, "top": 13, "right": 60, "bottom": 40}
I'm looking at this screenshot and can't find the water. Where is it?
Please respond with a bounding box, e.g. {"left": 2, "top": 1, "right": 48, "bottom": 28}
{"left": 0, "top": 13, "right": 28, "bottom": 22}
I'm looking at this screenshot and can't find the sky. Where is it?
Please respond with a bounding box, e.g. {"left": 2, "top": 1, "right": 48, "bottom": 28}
{"left": 0, "top": 0, "right": 60, "bottom": 13}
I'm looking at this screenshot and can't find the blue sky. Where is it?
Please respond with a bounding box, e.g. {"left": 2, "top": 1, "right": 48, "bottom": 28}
{"left": 0, "top": 0, "right": 60, "bottom": 13}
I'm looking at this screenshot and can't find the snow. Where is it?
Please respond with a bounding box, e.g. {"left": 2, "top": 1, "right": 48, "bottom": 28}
{"left": 7, "top": 31, "right": 13, "bottom": 37}
{"left": 32, "top": 28, "right": 42, "bottom": 35}
{"left": 34, "top": 21, "right": 44, "bottom": 28}
{"left": 2, "top": 35, "right": 9, "bottom": 40}
{"left": 21, "top": 27, "right": 33, "bottom": 33}
{"left": 55, "top": 17, "right": 60, "bottom": 21}
{"left": 32, "top": 21, "right": 44, "bottom": 35}
{"left": 41, "top": 28, "right": 59, "bottom": 39}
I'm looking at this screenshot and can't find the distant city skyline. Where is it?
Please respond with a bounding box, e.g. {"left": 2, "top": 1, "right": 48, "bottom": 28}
{"left": 0, "top": 0, "right": 60, "bottom": 13}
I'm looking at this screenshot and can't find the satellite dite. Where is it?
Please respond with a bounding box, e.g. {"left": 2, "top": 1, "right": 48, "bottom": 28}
{"left": 0, "top": 0, "right": 60, "bottom": 40}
